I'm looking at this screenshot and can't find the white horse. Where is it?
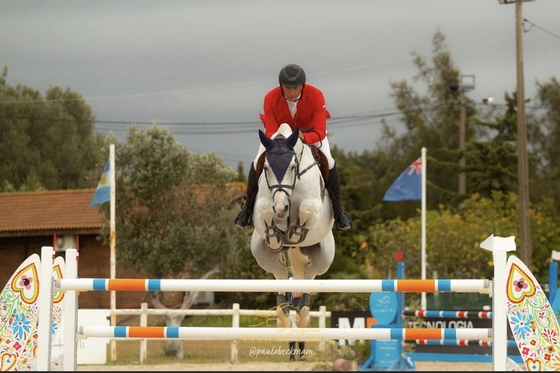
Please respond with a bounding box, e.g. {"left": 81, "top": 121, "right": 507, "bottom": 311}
{"left": 251, "top": 123, "right": 335, "bottom": 327}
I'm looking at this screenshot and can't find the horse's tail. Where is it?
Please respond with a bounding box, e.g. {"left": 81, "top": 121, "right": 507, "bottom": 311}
{"left": 287, "top": 248, "right": 310, "bottom": 280}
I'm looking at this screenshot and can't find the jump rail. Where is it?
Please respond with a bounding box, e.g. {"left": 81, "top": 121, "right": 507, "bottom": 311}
{"left": 403, "top": 310, "right": 493, "bottom": 319}
{"left": 36, "top": 234, "right": 515, "bottom": 371}
{"left": 78, "top": 326, "right": 492, "bottom": 341}
{"left": 413, "top": 339, "right": 517, "bottom": 347}
{"left": 55, "top": 278, "right": 490, "bottom": 293}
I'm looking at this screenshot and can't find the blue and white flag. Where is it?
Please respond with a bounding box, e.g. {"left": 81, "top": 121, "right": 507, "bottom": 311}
{"left": 90, "top": 160, "right": 111, "bottom": 207}
{"left": 383, "top": 157, "right": 422, "bottom": 202}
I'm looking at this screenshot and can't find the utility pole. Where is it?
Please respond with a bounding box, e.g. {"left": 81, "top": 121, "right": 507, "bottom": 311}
{"left": 498, "top": 0, "right": 532, "bottom": 268}
{"left": 515, "top": 0, "right": 531, "bottom": 269}
{"left": 447, "top": 75, "right": 474, "bottom": 195}
{"left": 458, "top": 89, "right": 466, "bottom": 195}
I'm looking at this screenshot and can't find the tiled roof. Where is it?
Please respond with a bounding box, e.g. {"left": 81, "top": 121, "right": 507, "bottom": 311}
{"left": 0, "top": 189, "right": 104, "bottom": 234}
{"left": 0, "top": 182, "right": 247, "bottom": 236}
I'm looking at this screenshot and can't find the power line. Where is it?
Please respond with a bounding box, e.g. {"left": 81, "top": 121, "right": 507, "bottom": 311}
{"left": 524, "top": 18, "right": 560, "bottom": 40}
{"left": 0, "top": 102, "right": 548, "bottom": 135}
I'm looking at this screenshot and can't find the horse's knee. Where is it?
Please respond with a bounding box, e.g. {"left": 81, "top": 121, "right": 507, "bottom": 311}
{"left": 298, "top": 199, "right": 322, "bottom": 228}
{"left": 255, "top": 200, "right": 273, "bottom": 222}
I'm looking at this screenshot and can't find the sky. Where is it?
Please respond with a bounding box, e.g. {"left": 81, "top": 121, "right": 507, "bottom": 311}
{"left": 2, "top": 0, "right": 559, "bottom": 172}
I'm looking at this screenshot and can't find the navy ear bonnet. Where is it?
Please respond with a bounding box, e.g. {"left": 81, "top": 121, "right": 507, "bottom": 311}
{"left": 265, "top": 134, "right": 296, "bottom": 182}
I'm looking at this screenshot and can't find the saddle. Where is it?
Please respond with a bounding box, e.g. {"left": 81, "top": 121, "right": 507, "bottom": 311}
{"left": 308, "top": 145, "right": 329, "bottom": 182}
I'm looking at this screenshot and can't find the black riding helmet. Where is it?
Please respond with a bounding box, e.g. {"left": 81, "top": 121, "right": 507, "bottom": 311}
{"left": 279, "top": 64, "right": 306, "bottom": 87}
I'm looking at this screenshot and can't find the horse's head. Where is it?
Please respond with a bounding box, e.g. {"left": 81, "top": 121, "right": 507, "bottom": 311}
{"left": 259, "top": 128, "right": 300, "bottom": 220}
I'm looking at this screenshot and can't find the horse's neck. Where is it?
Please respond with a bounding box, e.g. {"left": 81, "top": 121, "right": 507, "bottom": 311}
{"left": 295, "top": 142, "right": 324, "bottom": 196}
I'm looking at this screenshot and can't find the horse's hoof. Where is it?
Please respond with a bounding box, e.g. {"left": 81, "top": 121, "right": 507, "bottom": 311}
{"left": 296, "top": 293, "right": 311, "bottom": 327}
{"left": 265, "top": 240, "right": 283, "bottom": 251}
{"left": 286, "top": 225, "right": 308, "bottom": 243}
{"left": 276, "top": 308, "right": 291, "bottom": 328}
{"left": 296, "top": 306, "right": 311, "bottom": 328}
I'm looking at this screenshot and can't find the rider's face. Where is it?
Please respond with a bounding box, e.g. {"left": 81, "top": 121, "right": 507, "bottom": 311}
{"left": 281, "top": 85, "right": 303, "bottom": 102}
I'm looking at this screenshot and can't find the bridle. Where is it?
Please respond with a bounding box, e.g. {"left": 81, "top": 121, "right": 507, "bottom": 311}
{"left": 261, "top": 135, "right": 323, "bottom": 246}
{"left": 263, "top": 146, "right": 298, "bottom": 203}
{"left": 264, "top": 141, "right": 318, "bottom": 200}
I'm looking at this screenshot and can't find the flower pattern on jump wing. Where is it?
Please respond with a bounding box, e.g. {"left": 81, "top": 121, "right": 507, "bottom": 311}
{"left": 18, "top": 275, "right": 33, "bottom": 290}
{"left": 550, "top": 355, "right": 560, "bottom": 370}
{"left": 11, "top": 311, "right": 31, "bottom": 340}
{"left": 511, "top": 310, "right": 532, "bottom": 339}
{"left": 526, "top": 358, "right": 542, "bottom": 371}
{"left": 51, "top": 321, "right": 58, "bottom": 335}
{"left": 537, "top": 309, "right": 552, "bottom": 327}
{"left": 513, "top": 277, "right": 529, "bottom": 292}
{"left": 529, "top": 338, "right": 537, "bottom": 347}
{"left": 1, "top": 301, "right": 9, "bottom": 315}
{"left": 542, "top": 328, "right": 560, "bottom": 345}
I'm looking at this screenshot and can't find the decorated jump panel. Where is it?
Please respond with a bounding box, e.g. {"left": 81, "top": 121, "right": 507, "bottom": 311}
{"left": 506, "top": 255, "right": 560, "bottom": 370}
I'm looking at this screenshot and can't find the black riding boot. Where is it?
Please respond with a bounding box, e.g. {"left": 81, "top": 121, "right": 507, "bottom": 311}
{"left": 327, "top": 165, "right": 353, "bottom": 231}
{"left": 234, "top": 165, "right": 259, "bottom": 228}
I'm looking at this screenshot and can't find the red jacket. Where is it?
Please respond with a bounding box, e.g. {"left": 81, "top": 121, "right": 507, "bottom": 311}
{"left": 261, "top": 84, "right": 331, "bottom": 144}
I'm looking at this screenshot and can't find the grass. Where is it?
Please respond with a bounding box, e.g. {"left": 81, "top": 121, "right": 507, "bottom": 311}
{"left": 96, "top": 314, "right": 353, "bottom": 368}
{"left": 104, "top": 339, "right": 327, "bottom": 365}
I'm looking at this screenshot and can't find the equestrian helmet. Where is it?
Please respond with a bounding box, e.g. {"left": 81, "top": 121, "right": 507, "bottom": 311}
{"left": 279, "top": 64, "right": 306, "bottom": 87}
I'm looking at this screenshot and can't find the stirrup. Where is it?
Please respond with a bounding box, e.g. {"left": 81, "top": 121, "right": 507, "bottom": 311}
{"left": 336, "top": 211, "right": 353, "bottom": 231}
{"left": 234, "top": 206, "right": 252, "bottom": 227}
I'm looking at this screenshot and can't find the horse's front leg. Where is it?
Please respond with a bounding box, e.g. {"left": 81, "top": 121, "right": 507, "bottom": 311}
{"left": 286, "top": 198, "right": 321, "bottom": 243}
{"left": 255, "top": 199, "right": 283, "bottom": 251}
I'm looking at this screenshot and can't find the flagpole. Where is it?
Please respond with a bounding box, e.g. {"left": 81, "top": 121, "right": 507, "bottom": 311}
{"left": 109, "top": 144, "right": 117, "bottom": 361}
{"left": 421, "top": 147, "right": 427, "bottom": 310}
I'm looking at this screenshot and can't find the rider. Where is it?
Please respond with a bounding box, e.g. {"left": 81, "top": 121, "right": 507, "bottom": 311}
{"left": 234, "top": 64, "right": 353, "bottom": 231}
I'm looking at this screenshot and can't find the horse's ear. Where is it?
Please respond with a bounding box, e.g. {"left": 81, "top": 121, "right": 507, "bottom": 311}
{"left": 259, "top": 130, "right": 274, "bottom": 149}
{"left": 287, "top": 128, "right": 299, "bottom": 148}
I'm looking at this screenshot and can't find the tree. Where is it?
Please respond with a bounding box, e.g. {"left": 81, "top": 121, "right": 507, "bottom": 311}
{"left": 532, "top": 77, "right": 560, "bottom": 211}
{"left": 0, "top": 66, "right": 103, "bottom": 190}
{"left": 364, "top": 191, "right": 560, "bottom": 306}
{"left": 100, "top": 125, "right": 247, "bottom": 358}
{"left": 463, "top": 92, "right": 520, "bottom": 199}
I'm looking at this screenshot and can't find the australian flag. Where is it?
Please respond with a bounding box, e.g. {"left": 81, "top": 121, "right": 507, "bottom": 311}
{"left": 383, "top": 157, "right": 422, "bottom": 202}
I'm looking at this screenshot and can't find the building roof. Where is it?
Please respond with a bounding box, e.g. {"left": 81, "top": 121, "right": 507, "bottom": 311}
{"left": 0, "top": 189, "right": 104, "bottom": 237}
{"left": 0, "top": 182, "right": 247, "bottom": 238}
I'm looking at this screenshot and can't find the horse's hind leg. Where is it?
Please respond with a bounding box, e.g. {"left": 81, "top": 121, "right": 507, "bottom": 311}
{"left": 296, "top": 292, "right": 311, "bottom": 327}
{"left": 251, "top": 233, "right": 292, "bottom": 327}
{"left": 286, "top": 248, "right": 313, "bottom": 328}
{"left": 299, "top": 234, "right": 335, "bottom": 279}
